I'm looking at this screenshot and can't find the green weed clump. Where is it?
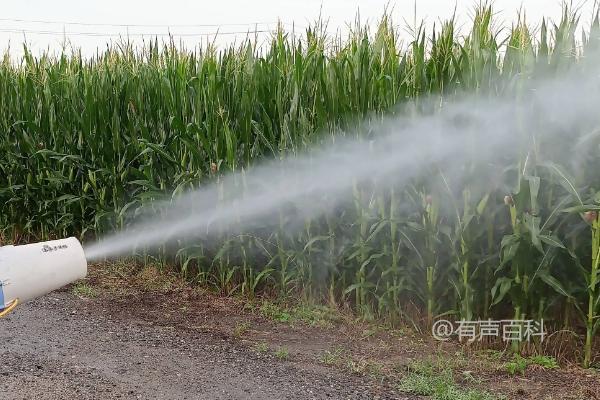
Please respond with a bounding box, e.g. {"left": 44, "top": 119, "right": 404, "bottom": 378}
{"left": 274, "top": 346, "right": 289, "bottom": 360}
{"left": 400, "top": 359, "right": 501, "bottom": 400}
{"left": 505, "top": 354, "right": 559, "bottom": 375}
{"left": 400, "top": 373, "right": 501, "bottom": 400}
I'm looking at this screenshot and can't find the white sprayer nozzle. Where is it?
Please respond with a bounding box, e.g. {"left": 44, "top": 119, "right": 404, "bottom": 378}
{"left": 0, "top": 238, "right": 88, "bottom": 311}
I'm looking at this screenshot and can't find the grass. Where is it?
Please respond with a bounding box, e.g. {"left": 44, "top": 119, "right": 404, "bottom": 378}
{"left": 274, "top": 346, "right": 289, "bottom": 360}
{"left": 318, "top": 347, "right": 345, "bottom": 365}
{"left": 258, "top": 301, "right": 340, "bottom": 326}
{"left": 233, "top": 322, "right": 251, "bottom": 338}
{"left": 504, "top": 354, "right": 529, "bottom": 376}
{"left": 505, "top": 354, "right": 559, "bottom": 376}
{"left": 399, "top": 371, "right": 501, "bottom": 400}
{"left": 529, "top": 355, "right": 559, "bottom": 369}
{"left": 0, "top": 3, "right": 599, "bottom": 365}
{"left": 346, "top": 358, "right": 369, "bottom": 375}
{"left": 253, "top": 342, "right": 269, "bottom": 353}
{"left": 71, "top": 282, "right": 97, "bottom": 298}
{"left": 475, "top": 350, "right": 504, "bottom": 362}
{"left": 399, "top": 359, "right": 502, "bottom": 400}
{"left": 259, "top": 302, "right": 292, "bottom": 323}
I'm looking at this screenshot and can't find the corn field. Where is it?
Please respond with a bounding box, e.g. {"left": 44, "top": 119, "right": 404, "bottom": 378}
{"left": 1, "top": 5, "right": 599, "bottom": 366}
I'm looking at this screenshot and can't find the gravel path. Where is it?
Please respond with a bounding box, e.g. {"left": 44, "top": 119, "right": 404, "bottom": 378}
{"left": 0, "top": 293, "right": 409, "bottom": 399}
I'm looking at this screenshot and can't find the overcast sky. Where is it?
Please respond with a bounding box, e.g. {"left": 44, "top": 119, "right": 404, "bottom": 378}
{"left": 0, "top": 1, "right": 596, "bottom": 57}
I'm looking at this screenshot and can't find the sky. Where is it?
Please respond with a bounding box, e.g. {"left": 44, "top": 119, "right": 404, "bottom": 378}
{"left": 0, "top": 1, "right": 597, "bottom": 57}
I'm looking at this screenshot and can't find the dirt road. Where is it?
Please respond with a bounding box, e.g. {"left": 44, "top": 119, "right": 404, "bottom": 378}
{"left": 0, "top": 293, "right": 407, "bottom": 400}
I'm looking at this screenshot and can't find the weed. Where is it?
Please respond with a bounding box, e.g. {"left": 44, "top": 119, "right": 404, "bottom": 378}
{"left": 71, "top": 282, "right": 97, "bottom": 298}
{"left": 528, "top": 355, "right": 559, "bottom": 369}
{"left": 360, "top": 328, "right": 380, "bottom": 339}
{"left": 291, "top": 304, "right": 340, "bottom": 326}
{"left": 505, "top": 354, "right": 559, "bottom": 376}
{"left": 318, "top": 347, "right": 345, "bottom": 365}
{"left": 254, "top": 342, "right": 269, "bottom": 353}
{"left": 274, "top": 346, "right": 290, "bottom": 360}
{"left": 399, "top": 368, "right": 501, "bottom": 400}
{"left": 259, "top": 302, "right": 291, "bottom": 323}
{"left": 346, "top": 358, "right": 369, "bottom": 374}
{"left": 259, "top": 301, "right": 339, "bottom": 326}
{"left": 505, "top": 354, "right": 529, "bottom": 376}
{"left": 476, "top": 349, "right": 504, "bottom": 361}
{"left": 399, "top": 371, "right": 500, "bottom": 400}
{"left": 366, "top": 361, "right": 384, "bottom": 379}
{"left": 233, "top": 322, "right": 251, "bottom": 338}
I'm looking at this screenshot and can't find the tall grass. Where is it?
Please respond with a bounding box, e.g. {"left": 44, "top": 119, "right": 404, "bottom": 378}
{"left": 0, "top": 5, "right": 599, "bottom": 365}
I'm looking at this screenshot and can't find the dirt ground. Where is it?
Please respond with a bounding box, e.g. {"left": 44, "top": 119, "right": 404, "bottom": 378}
{"left": 0, "top": 295, "right": 409, "bottom": 400}
{"left": 1, "top": 263, "right": 598, "bottom": 400}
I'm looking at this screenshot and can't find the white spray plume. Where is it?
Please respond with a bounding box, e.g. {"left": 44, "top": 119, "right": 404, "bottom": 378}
{"left": 84, "top": 63, "right": 600, "bottom": 262}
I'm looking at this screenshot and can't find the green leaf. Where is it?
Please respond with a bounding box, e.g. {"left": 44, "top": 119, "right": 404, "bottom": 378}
{"left": 537, "top": 270, "right": 573, "bottom": 298}
{"left": 491, "top": 277, "right": 514, "bottom": 306}
{"left": 524, "top": 213, "right": 542, "bottom": 252}
{"left": 476, "top": 193, "right": 490, "bottom": 215}
{"left": 540, "top": 162, "right": 583, "bottom": 206}
{"left": 562, "top": 204, "right": 600, "bottom": 213}
{"left": 539, "top": 235, "right": 566, "bottom": 249}
{"left": 366, "top": 220, "right": 389, "bottom": 243}
{"left": 499, "top": 234, "right": 520, "bottom": 269}
{"left": 525, "top": 175, "right": 540, "bottom": 212}
{"left": 303, "top": 235, "right": 331, "bottom": 252}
